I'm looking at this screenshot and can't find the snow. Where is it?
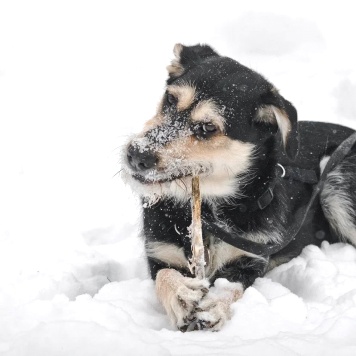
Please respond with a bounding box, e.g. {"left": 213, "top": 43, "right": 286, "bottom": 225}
{"left": 1, "top": 0, "right": 356, "bottom": 355}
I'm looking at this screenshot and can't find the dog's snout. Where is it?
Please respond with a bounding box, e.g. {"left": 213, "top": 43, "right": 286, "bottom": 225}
{"left": 127, "top": 144, "right": 158, "bottom": 171}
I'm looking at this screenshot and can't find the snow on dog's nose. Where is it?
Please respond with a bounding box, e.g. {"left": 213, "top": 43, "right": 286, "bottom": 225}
{"left": 126, "top": 143, "right": 158, "bottom": 172}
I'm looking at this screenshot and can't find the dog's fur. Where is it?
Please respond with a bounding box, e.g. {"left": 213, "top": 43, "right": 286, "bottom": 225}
{"left": 122, "top": 44, "right": 356, "bottom": 331}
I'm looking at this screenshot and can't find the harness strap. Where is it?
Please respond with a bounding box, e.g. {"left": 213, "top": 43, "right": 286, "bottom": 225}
{"left": 250, "top": 165, "right": 317, "bottom": 212}
{"left": 283, "top": 166, "right": 318, "bottom": 184}
{"left": 203, "top": 131, "right": 356, "bottom": 256}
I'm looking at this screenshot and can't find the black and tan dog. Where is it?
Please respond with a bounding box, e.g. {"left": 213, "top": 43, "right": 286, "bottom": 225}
{"left": 122, "top": 44, "right": 356, "bottom": 331}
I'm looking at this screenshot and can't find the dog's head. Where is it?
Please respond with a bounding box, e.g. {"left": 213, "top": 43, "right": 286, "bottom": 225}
{"left": 122, "top": 44, "right": 299, "bottom": 202}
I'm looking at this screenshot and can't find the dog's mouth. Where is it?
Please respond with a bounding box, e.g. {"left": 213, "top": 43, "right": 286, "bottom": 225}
{"left": 129, "top": 164, "right": 211, "bottom": 185}
{"left": 131, "top": 171, "right": 186, "bottom": 184}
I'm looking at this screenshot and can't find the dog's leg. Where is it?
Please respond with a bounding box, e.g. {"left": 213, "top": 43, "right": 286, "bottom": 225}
{"left": 156, "top": 268, "right": 209, "bottom": 331}
{"left": 321, "top": 154, "right": 356, "bottom": 245}
{"left": 195, "top": 255, "right": 267, "bottom": 331}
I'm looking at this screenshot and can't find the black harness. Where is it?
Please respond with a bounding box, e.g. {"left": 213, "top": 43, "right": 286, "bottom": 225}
{"left": 203, "top": 132, "right": 356, "bottom": 256}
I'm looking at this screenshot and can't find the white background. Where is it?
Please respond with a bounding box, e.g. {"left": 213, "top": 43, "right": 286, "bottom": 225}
{"left": 1, "top": 1, "right": 356, "bottom": 355}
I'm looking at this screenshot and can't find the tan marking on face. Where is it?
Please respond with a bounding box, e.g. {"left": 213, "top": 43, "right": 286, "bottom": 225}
{"left": 167, "top": 85, "right": 196, "bottom": 112}
{"left": 156, "top": 135, "right": 192, "bottom": 169}
{"left": 183, "top": 134, "right": 251, "bottom": 170}
{"left": 191, "top": 100, "right": 225, "bottom": 132}
{"left": 122, "top": 130, "right": 254, "bottom": 202}
{"left": 155, "top": 133, "right": 255, "bottom": 198}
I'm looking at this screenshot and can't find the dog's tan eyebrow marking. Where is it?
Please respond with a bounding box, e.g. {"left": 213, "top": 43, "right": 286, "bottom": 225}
{"left": 167, "top": 84, "right": 196, "bottom": 112}
{"left": 191, "top": 100, "right": 225, "bottom": 131}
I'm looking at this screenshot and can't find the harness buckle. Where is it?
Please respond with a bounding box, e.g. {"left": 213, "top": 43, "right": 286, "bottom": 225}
{"left": 257, "top": 187, "right": 274, "bottom": 210}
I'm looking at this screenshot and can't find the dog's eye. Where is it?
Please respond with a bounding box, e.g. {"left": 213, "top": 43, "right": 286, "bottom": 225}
{"left": 166, "top": 93, "right": 178, "bottom": 106}
{"left": 193, "top": 122, "right": 217, "bottom": 139}
{"left": 202, "top": 123, "right": 217, "bottom": 133}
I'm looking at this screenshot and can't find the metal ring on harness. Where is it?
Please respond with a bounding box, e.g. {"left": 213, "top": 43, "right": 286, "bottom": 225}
{"left": 277, "top": 163, "right": 286, "bottom": 178}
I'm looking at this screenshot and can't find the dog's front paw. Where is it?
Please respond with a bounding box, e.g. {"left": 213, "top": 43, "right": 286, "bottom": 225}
{"left": 195, "top": 279, "right": 244, "bottom": 331}
{"left": 156, "top": 269, "right": 209, "bottom": 331}
{"left": 195, "top": 296, "right": 231, "bottom": 331}
{"left": 175, "top": 277, "right": 210, "bottom": 331}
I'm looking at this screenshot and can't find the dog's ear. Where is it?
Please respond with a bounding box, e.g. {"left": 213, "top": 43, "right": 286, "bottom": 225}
{"left": 256, "top": 89, "right": 299, "bottom": 160}
{"left": 167, "top": 43, "right": 219, "bottom": 78}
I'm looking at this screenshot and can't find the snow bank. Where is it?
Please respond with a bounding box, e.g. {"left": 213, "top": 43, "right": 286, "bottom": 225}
{"left": 1, "top": 240, "right": 356, "bottom": 355}
{"left": 1, "top": 0, "right": 356, "bottom": 355}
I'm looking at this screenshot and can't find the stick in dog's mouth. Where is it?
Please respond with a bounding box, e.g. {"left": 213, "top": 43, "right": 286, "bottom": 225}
{"left": 189, "top": 176, "right": 206, "bottom": 279}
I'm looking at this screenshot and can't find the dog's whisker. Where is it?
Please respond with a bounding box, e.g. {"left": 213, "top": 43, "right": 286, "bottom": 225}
{"left": 113, "top": 169, "right": 124, "bottom": 178}
{"left": 178, "top": 178, "right": 188, "bottom": 193}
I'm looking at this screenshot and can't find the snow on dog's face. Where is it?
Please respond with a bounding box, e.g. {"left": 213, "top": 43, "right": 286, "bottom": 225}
{"left": 122, "top": 44, "right": 299, "bottom": 202}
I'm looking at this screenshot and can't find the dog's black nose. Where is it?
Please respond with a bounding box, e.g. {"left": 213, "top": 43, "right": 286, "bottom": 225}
{"left": 127, "top": 144, "right": 158, "bottom": 171}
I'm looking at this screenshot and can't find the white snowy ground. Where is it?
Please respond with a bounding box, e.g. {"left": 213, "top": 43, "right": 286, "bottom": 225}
{"left": 1, "top": 1, "right": 356, "bottom": 355}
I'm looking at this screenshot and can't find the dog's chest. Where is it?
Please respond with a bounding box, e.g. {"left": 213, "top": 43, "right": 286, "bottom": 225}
{"left": 145, "top": 231, "right": 247, "bottom": 278}
{"left": 202, "top": 235, "right": 248, "bottom": 277}
{"left": 144, "top": 200, "right": 251, "bottom": 277}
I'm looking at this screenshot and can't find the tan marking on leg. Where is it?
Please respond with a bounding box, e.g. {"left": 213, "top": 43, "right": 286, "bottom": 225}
{"left": 146, "top": 242, "right": 188, "bottom": 269}
{"left": 206, "top": 241, "right": 259, "bottom": 278}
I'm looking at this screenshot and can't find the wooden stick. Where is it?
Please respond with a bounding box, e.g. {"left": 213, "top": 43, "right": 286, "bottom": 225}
{"left": 190, "top": 176, "right": 205, "bottom": 279}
